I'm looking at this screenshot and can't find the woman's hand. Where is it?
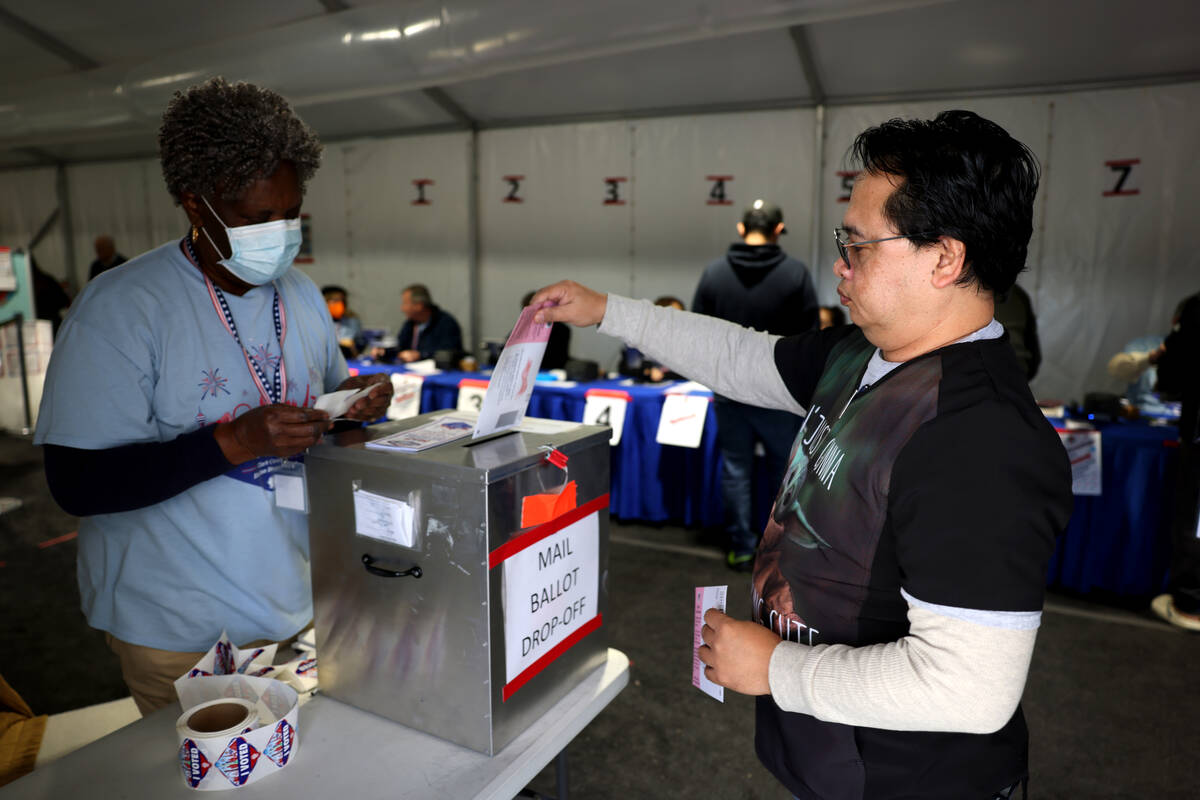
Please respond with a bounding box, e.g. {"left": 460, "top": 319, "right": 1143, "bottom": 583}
{"left": 337, "top": 373, "right": 393, "bottom": 421}
{"left": 215, "top": 405, "right": 332, "bottom": 464}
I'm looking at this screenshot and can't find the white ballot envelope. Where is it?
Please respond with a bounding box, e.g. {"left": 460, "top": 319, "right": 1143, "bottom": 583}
{"left": 693, "top": 584, "right": 728, "bottom": 702}
{"left": 473, "top": 304, "right": 551, "bottom": 438}
{"left": 314, "top": 385, "right": 378, "bottom": 419}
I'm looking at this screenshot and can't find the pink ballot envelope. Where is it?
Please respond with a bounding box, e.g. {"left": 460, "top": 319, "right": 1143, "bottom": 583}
{"left": 473, "top": 303, "right": 554, "bottom": 438}
{"left": 693, "top": 584, "right": 728, "bottom": 702}
{"left": 508, "top": 301, "right": 555, "bottom": 345}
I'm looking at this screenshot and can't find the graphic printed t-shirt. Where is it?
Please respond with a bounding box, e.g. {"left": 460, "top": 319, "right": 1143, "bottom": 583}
{"left": 753, "top": 325, "right": 1073, "bottom": 800}
{"left": 34, "top": 240, "right": 348, "bottom": 651}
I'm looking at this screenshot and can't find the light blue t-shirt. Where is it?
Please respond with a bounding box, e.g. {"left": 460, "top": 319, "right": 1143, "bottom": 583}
{"left": 34, "top": 240, "right": 348, "bottom": 651}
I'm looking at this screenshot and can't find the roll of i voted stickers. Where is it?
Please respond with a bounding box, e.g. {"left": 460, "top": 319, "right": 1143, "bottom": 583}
{"left": 176, "top": 698, "right": 258, "bottom": 740}
{"left": 174, "top": 674, "right": 299, "bottom": 791}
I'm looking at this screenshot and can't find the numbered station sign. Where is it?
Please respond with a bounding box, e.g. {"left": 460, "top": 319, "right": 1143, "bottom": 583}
{"left": 582, "top": 388, "right": 631, "bottom": 446}
{"left": 655, "top": 392, "right": 710, "bottom": 448}
{"left": 387, "top": 373, "right": 425, "bottom": 421}
{"left": 457, "top": 377, "right": 490, "bottom": 414}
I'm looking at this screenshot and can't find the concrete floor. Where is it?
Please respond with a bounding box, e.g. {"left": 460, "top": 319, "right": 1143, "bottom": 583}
{"left": 2, "top": 432, "right": 1198, "bottom": 798}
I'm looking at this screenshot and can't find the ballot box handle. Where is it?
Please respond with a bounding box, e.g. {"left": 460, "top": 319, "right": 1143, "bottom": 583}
{"left": 362, "top": 553, "right": 423, "bottom": 579}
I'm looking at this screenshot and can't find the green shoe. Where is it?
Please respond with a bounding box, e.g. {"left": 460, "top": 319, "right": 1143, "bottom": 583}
{"left": 725, "top": 551, "right": 754, "bottom": 573}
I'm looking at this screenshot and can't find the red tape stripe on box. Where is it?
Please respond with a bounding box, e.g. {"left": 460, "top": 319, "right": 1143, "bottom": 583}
{"left": 502, "top": 614, "right": 603, "bottom": 702}
{"left": 488, "top": 494, "right": 609, "bottom": 569}
{"left": 458, "top": 378, "right": 490, "bottom": 389}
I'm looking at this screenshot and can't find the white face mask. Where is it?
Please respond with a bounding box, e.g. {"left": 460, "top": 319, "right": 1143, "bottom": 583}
{"left": 201, "top": 196, "right": 301, "bottom": 286}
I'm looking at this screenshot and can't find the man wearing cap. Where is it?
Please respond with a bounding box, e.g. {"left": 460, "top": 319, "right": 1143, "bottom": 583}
{"left": 693, "top": 201, "right": 819, "bottom": 571}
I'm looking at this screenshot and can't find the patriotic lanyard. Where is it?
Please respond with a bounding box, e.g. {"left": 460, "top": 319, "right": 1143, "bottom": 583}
{"left": 184, "top": 236, "right": 288, "bottom": 405}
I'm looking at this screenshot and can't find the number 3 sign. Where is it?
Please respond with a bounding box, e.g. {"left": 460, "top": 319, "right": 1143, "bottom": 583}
{"left": 583, "top": 388, "right": 630, "bottom": 446}
{"left": 457, "top": 377, "right": 489, "bottom": 414}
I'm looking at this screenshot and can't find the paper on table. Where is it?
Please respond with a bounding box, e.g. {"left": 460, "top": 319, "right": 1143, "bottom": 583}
{"left": 314, "top": 385, "right": 377, "bottom": 419}
{"left": 364, "top": 413, "right": 477, "bottom": 453}
{"left": 693, "top": 585, "right": 727, "bottom": 702}
{"left": 473, "top": 304, "right": 551, "bottom": 438}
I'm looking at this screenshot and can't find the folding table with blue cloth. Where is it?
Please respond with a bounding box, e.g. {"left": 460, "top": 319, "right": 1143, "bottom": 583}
{"left": 1045, "top": 419, "right": 1180, "bottom": 598}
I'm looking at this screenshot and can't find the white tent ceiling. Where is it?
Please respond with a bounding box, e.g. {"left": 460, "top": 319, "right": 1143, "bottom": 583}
{"left": 0, "top": 0, "right": 1197, "bottom": 168}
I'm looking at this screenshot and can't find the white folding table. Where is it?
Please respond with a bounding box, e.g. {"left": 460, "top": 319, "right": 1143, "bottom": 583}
{"left": 3, "top": 649, "right": 629, "bottom": 800}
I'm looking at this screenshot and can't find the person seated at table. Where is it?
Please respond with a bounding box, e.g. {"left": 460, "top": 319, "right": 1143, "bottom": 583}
{"left": 523, "top": 289, "right": 571, "bottom": 370}
{"left": 620, "top": 296, "right": 685, "bottom": 382}
{"left": 323, "top": 284, "right": 362, "bottom": 358}
{"left": 33, "top": 76, "right": 391, "bottom": 715}
{"left": 394, "top": 284, "right": 463, "bottom": 364}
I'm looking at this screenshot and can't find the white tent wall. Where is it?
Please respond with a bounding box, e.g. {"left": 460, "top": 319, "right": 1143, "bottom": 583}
{"left": 479, "top": 122, "right": 633, "bottom": 367}
{"left": 2, "top": 79, "right": 1197, "bottom": 402}
{"left": 287, "top": 143, "right": 350, "bottom": 300}
{"left": 0, "top": 166, "right": 68, "bottom": 287}
{"left": 323, "top": 132, "right": 472, "bottom": 345}
{"left": 1033, "top": 82, "right": 1200, "bottom": 404}
{"left": 65, "top": 159, "right": 184, "bottom": 289}
{"left": 630, "top": 109, "right": 817, "bottom": 317}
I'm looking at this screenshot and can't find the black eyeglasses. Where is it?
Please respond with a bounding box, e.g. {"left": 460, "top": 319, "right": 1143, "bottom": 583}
{"left": 834, "top": 227, "right": 935, "bottom": 266}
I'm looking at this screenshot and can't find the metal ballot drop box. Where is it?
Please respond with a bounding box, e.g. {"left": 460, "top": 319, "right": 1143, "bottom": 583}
{"left": 306, "top": 411, "right": 610, "bottom": 755}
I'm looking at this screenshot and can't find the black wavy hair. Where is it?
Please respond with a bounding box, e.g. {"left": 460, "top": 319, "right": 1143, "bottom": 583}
{"left": 850, "top": 109, "right": 1040, "bottom": 295}
{"left": 158, "top": 77, "right": 322, "bottom": 204}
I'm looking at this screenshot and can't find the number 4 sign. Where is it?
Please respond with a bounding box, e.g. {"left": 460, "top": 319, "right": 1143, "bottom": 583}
{"left": 583, "top": 389, "right": 630, "bottom": 446}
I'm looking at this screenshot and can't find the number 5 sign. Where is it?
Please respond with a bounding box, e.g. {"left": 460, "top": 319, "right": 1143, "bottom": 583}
{"left": 583, "top": 388, "right": 630, "bottom": 446}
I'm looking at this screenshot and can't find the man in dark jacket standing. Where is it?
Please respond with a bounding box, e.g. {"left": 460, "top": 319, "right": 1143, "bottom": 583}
{"left": 693, "top": 201, "right": 819, "bottom": 570}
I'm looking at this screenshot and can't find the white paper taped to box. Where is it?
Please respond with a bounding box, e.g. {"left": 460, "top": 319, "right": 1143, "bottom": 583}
{"left": 171, "top": 631, "right": 319, "bottom": 791}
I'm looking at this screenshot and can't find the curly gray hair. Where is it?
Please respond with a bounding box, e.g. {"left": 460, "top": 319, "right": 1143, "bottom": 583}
{"left": 158, "top": 76, "right": 322, "bottom": 204}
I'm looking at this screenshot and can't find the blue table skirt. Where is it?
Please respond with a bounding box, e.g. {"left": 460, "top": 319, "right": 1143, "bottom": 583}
{"left": 1046, "top": 421, "right": 1178, "bottom": 597}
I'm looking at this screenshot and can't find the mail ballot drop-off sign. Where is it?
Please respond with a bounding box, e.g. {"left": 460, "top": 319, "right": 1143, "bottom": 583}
{"left": 500, "top": 507, "right": 601, "bottom": 686}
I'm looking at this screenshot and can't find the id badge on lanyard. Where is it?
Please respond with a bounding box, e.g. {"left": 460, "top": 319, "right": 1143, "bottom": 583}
{"left": 193, "top": 241, "right": 306, "bottom": 507}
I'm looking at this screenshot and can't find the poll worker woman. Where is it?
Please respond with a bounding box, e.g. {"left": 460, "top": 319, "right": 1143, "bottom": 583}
{"left": 34, "top": 77, "right": 391, "bottom": 714}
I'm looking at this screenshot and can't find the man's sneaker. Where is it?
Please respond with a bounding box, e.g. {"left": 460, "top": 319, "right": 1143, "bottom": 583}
{"left": 1151, "top": 593, "right": 1200, "bottom": 631}
{"left": 725, "top": 551, "right": 754, "bottom": 573}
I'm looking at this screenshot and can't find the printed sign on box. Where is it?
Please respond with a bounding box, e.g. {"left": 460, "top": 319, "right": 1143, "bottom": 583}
{"left": 501, "top": 509, "right": 600, "bottom": 685}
